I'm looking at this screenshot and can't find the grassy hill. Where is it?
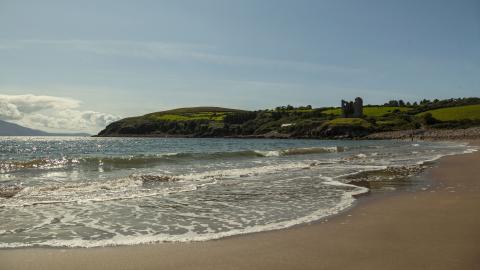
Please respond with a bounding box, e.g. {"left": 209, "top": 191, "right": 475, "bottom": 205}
{"left": 97, "top": 98, "right": 480, "bottom": 138}
{"left": 323, "top": 106, "right": 412, "bottom": 117}
{"left": 327, "top": 118, "right": 372, "bottom": 128}
{"left": 98, "top": 107, "right": 248, "bottom": 137}
{"left": 418, "top": 104, "right": 480, "bottom": 121}
{"left": 152, "top": 107, "right": 246, "bottom": 114}
{"left": 143, "top": 107, "right": 246, "bottom": 122}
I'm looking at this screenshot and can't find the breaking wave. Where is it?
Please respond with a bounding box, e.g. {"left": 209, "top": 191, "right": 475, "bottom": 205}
{"left": 0, "top": 160, "right": 314, "bottom": 207}
{"left": 0, "top": 146, "right": 345, "bottom": 172}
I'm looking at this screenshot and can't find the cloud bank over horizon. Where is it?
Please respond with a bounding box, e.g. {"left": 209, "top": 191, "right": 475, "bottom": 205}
{"left": 0, "top": 94, "right": 119, "bottom": 133}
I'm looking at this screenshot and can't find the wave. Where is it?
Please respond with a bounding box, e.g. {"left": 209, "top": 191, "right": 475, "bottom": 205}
{"left": 0, "top": 175, "right": 202, "bottom": 207}
{"left": 0, "top": 146, "right": 345, "bottom": 172}
{"left": 0, "top": 182, "right": 368, "bottom": 248}
{"left": 0, "top": 159, "right": 314, "bottom": 207}
{"left": 129, "top": 174, "right": 179, "bottom": 183}
{"left": 0, "top": 157, "right": 79, "bottom": 173}
{"left": 0, "top": 184, "right": 23, "bottom": 198}
{"left": 254, "top": 146, "right": 344, "bottom": 157}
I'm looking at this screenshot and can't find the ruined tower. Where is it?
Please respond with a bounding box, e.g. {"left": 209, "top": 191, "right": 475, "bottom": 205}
{"left": 353, "top": 97, "right": 363, "bottom": 117}
{"left": 341, "top": 97, "right": 363, "bottom": 118}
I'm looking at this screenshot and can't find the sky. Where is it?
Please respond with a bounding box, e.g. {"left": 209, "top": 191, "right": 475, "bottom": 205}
{"left": 0, "top": 0, "right": 479, "bottom": 133}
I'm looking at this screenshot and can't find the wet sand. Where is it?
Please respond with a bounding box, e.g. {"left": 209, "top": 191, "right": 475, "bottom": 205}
{"left": 1, "top": 141, "right": 479, "bottom": 270}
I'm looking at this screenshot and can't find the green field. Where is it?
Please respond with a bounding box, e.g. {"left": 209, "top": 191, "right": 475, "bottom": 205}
{"left": 327, "top": 118, "right": 372, "bottom": 128}
{"left": 321, "top": 108, "right": 342, "bottom": 115}
{"left": 418, "top": 104, "right": 480, "bottom": 121}
{"left": 144, "top": 107, "right": 244, "bottom": 122}
{"left": 150, "top": 112, "right": 226, "bottom": 121}
{"left": 322, "top": 106, "right": 411, "bottom": 117}
{"left": 158, "top": 107, "right": 245, "bottom": 114}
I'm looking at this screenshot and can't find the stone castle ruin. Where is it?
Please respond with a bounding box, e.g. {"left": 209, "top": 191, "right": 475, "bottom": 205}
{"left": 341, "top": 97, "right": 363, "bottom": 118}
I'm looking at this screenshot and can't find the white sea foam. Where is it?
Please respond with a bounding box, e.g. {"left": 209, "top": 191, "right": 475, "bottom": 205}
{"left": 0, "top": 184, "right": 368, "bottom": 248}
{"left": 415, "top": 146, "right": 477, "bottom": 165}
{"left": 254, "top": 146, "right": 342, "bottom": 157}
{"left": 254, "top": 150, "right": 281, "bottom": 157}
{"left": 1, "top": 177, "right": 202, "bottom": 207}
{"left": 463, "top": 148, "right": 478, "bottom": 154}
{"left": 0, "top": 160, "right": 314, "bottom": 208}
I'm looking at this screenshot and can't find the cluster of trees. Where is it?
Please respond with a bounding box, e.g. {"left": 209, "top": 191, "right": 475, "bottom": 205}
{"left": 274, "top": 105, "right": 312, "bottom": 111}
{"left": 384, "top": 97, "right": 480, "bottom": 109}
{"left": 384, "top": 100, "right": 410, "bottom": 107}
{"left": 224, "top": 111, "right": 258, "bottom": 124}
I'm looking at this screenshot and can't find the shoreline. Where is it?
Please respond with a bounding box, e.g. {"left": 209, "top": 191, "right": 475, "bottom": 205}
{"left": 94, "top": 127, "right": 480, "bottom": 140}
{"left": 1, "top": 141, "right": 479, "bottom": 269}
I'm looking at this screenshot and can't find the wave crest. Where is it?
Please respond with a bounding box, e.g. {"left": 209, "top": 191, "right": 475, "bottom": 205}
{"left": 0, "top": 146, "right": 345, "bottom": 172}
{"left": 0, "top": 184, "right": 23, "bottom": 199}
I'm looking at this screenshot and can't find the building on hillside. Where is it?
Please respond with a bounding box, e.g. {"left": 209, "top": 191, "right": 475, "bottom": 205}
{"left": 341, "top": 97, "right": 363, "bottom": 118}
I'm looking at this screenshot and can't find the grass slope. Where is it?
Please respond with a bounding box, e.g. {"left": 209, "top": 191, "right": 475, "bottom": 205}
{"left": 327, "top": 118, "right": 372, "bottom": 128}
{"left": 157, "top": 107, "right": 246, "bottom": 114}
{"left": 323, "top": 106, "right": 411, "bottom": 117}
{"left": 144, "top": 107, "right": 245, "bottom": 122}
{"left": 418, "top": 104, "right": 480, "bottom": 121}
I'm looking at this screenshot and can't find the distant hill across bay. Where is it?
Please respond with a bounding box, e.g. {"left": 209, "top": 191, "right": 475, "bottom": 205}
{"left": 0, "top": 120, "right": 90, "bottom": 136}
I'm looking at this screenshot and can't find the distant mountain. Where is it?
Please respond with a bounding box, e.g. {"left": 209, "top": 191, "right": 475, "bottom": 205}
{"left": 0, "top": 120, "right": 90, "bottom": 136}
{"left": 0, "top": 119, "right": 49, "bottom": 136}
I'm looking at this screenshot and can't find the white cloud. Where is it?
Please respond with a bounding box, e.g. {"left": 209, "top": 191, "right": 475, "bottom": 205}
{"left": 0, "top": 94, "right": 80, "bottom": 112}
{"left": 0, "top": 100, "right": 22, "bottom": 120}
{"left": 0, "top": 94, "right": 120, "bottom": 133}
{"left": 80, "top": 111, "right": 120, "bottom": 128}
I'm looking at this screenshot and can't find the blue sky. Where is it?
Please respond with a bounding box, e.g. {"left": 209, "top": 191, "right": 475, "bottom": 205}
{"left": 0, "top": 0, "right": 479, "bottom": 132}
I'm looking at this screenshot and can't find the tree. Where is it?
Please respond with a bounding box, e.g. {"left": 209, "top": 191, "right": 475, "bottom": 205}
{"left": 420, "top": 113, "right": 438, "bottom": 126}
{"left": 420, "top": 99, "right": 430, "bottom": 105}
{"left": 387, "top": 100, "right": 399, "bottom": 106}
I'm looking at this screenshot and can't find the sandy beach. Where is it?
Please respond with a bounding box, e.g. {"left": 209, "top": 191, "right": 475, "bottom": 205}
{"left": 1, "top": 141, "right": 479, "bottom": 270}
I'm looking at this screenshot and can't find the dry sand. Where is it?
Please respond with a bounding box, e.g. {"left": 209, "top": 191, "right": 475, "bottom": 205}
{"left": 1, "top": 141, "right": 479, "bottom": 270}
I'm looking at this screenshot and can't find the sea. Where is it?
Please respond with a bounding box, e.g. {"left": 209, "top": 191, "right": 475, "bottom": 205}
{"left": 0, "top": 137, "right": 476, "bottom": 248}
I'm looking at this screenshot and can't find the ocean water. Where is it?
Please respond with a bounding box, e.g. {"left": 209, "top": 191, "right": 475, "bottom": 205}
{"left": 0, "top": 137, "right": 475, "bottom": 248}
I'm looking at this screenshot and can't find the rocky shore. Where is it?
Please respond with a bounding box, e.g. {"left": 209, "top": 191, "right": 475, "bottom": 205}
{"left": 365, "top": 127, "right": 480, "bottom": 140}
